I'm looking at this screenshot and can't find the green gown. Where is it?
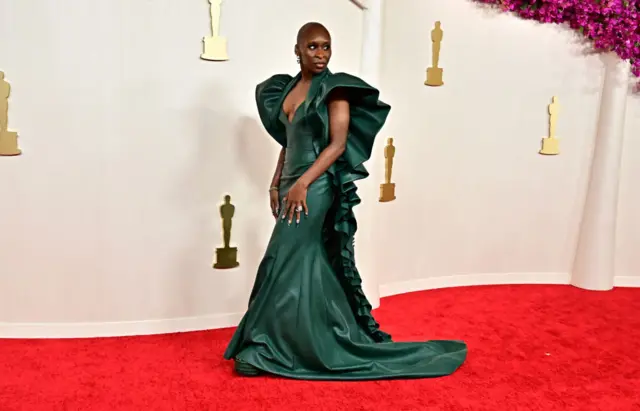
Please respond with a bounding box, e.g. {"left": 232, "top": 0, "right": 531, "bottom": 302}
{"left": 223, "top": 69, "right": 467, "bottom": 380}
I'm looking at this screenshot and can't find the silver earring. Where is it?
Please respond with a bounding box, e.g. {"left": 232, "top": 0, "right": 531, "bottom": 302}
{"left": 296, "top": 56, "right": 300, "bottom": 63}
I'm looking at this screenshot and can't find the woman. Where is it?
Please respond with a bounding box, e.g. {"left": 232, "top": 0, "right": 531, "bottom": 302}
{"left": 224, "top": 22, "right": 467, "bottom": 380}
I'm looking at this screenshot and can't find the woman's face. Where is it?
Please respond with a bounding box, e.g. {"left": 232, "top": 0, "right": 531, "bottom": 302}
{"left": 297, "top": 29, "right": 331, "bottom": 74}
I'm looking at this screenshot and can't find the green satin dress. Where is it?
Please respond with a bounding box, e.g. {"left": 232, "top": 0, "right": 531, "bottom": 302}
{"left": 223, "top": 70, "right": 467, "bottom": 380}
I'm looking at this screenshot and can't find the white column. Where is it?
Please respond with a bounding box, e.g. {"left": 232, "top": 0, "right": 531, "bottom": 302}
{"left": 353, "top": 0, "right": 384, "bottom": 308}
{"left": 571, "top": 53, "right": 630, "bottom": 291}
{"left": 358, "top": 0, "right": 383, "bottom": 87}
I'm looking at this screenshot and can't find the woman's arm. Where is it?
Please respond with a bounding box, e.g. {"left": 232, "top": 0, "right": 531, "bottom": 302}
{"left": 269, "top": 147, "right": 286, "bottom": 217}
{"left": 283, "top": 90, "right": 350, "bottom": 222}
{"left": 270, "top": 147, "right": 286, "bottom": 189}
{"left": 297, "top": 90, "right": 349, "bottom": 188}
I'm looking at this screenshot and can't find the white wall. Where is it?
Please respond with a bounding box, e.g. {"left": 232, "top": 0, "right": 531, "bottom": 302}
{"left": 0, "top": 0, "right": 363, "bottom": 335}
{"left": 375, "top": 0, "right": 637, "bottom": 294}
{"left": 616, "top": 94, "right": 640, "bottom": 284}
{"left": 1, "top": 0, "right": 637, "bottom": 338}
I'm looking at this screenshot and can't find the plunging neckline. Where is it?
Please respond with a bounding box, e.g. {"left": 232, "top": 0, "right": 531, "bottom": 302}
{"left": 282, "top": 103, "right": 304, "bottom": 124}
{"left": 282, "top": 77, "right": 312, "bottom": 124}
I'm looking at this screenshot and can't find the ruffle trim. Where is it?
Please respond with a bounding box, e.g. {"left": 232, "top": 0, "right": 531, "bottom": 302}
{"left": 331, "top": 168, "right": 392, "bottom": 343}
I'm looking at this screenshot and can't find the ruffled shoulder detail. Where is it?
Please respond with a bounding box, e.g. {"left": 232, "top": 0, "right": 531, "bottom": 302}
{"left": 255, "top": 74, "right": 294, "bottom": 147}
{"left": 307, "top": 71, "right": 393, "bottom": 343}
{"left": 311, "top": 72, "right": 391, "bottom": 175}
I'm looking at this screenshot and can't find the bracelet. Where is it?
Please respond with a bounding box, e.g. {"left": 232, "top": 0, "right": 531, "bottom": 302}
{"left": 269, "top": 186, "right": 279, "bottom": 192}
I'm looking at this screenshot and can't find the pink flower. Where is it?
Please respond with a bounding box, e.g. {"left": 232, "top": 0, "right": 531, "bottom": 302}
{"left": 474, "top": 0, "right": 640, "bottom": 81}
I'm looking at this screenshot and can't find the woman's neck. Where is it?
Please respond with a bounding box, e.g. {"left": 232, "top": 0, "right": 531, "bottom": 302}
{"left": 300, "top": 69, "right": 314, "bottom": 82}
{"left": 300, "top": 67, "right": 327, "bottom": 82}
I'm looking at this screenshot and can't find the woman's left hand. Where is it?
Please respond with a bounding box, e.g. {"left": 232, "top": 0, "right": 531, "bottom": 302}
{"left": 283, "top": 181, "right": 309, "bottom": 224}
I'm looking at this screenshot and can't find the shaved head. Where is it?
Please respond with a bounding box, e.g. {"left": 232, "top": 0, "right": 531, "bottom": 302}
{"left": 295, "top": 22, "right": 332, "bottom": 75}
{"left": 296, "top": 22, "right": 330, "bottom": 45}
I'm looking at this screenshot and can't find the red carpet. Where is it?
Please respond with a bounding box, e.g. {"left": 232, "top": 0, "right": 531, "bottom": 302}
{"left": 1, "top": 285, "right": 639, "bottom": 411}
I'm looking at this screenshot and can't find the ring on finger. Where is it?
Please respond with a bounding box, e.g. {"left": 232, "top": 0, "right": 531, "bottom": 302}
{"left": 296, "top": 206, "right": 303, "bottom": 212}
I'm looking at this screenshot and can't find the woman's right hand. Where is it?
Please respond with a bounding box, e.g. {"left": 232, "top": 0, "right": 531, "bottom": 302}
{"left": 270, "top": 189, "right": 280, "bottom": 218}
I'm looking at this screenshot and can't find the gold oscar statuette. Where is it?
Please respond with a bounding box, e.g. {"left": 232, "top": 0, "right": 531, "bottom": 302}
{"left": 201, "top": 0, "right": 229, "bottom": 61}
{"left": 539, "top": 96, "right": 560, "bottom": 156}
{"left": 424, "top": 21, "right": 444, "bottom": 87}
{"left": 0, "top": 71, "right": 21, "bottom": 157}
{"left": 379, "top": 138, "right": 396, "bottom": 203}
{"left": 213, "top": 194, "right": 240, "bottom": 269}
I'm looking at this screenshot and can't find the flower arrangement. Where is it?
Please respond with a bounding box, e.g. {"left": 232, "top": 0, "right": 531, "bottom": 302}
{"left": 475, "top": 0, "right": 639, "bottom": 76}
